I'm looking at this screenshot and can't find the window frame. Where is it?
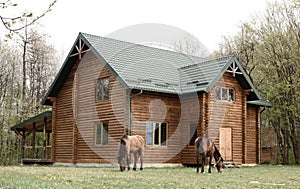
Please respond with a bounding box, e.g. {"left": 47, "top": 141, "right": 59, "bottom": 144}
{"left": 146, "top": 121, "right": 168, "bottom": 146}
{"left": 96, "top": 78, "right": 110, "bottom": 101}
{"left": 215, "top": 86, "right": 235, "bottom": 103}
{"left": 95, "top": 122, "right": 109, "bottom": 145}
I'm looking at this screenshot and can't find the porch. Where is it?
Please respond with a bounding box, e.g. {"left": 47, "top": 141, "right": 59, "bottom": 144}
{"left": 11, "top": 111, "right": 52, "bottom": 165}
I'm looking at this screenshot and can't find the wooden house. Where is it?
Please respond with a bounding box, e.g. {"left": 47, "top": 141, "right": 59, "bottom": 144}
{"left": 11, "top": 33, "right": 271, "bottom": 165}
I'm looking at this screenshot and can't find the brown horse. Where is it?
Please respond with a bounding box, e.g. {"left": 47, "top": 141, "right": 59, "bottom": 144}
{"left": 117, "top": 134, "right": 145, "bottom": 172}
{"left": 195, "top": 136, "right": 224, "bottom": 173}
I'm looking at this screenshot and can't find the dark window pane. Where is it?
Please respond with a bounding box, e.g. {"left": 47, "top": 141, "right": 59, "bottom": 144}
{"left": 154, "top": 123, "right": 160, "bottom": 145}
{"left": 215, "top": 87, "right": 221, "bottom": 100}
{"left": 96, "top": 123, "right": 101, "bottom": 144}
{"left": 189, "top": 123, "right": 197, "bottom": 146}
{"left": 96, "top": 80, "right": 102, "bottom": 100}
{"left": 161, "top": 123, "right": 167, "bottom": 146}
{"left": 102, "top": 122, "right": 108, "bottom": 145}
{"left": 221, "top": 88, "right": 227, "bottom": 101}
{"left": 229, "top": 88, "right": 235, "bottom": 102}
{"left": 103, "top": 78, "right": 109, "bottom": 100}
{"left": 146, "top": 122, "right": 153, "bottom": 145}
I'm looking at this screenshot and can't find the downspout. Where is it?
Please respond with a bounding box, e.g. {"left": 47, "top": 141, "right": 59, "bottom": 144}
{"left": 128, "top": 90, "right": 143, "bottom": 136}
{"left": 260, "top": 107, "right": 266, "bottom": 164}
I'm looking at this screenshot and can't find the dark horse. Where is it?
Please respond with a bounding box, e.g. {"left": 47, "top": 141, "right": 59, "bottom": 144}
{"left": 195, "top": 136, "right": 224, "bottom": 173}
{"left": 117, "top": 134, "right": 145, "bottom": 172}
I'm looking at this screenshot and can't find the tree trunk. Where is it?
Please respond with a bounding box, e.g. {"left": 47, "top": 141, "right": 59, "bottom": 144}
{"left": 290, "top": 126, "right": 300, "bottom": 164}
{"left": 22, "top": 39, "right": 27, "bottom": 116}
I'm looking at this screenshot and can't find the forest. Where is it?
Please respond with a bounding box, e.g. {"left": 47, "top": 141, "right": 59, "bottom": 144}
{"left": 0, "top": 0, "right": 299, "bottom": 165}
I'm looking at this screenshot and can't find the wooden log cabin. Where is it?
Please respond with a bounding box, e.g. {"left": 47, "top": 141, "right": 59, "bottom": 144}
{"left": 11, "top": 33, "right": 271, "bottom": 166}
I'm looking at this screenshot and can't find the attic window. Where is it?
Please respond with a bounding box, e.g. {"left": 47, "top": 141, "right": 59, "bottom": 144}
{"left": 215, "top": 87, "right": 235, "bottom": 102}
{"left": 96, "top": 78, "right": 109, "bottom": 101}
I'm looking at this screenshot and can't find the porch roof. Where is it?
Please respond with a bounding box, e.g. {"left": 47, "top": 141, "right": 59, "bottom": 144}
{"left": 10, "top": 111, "right": 52, "bottom": 132}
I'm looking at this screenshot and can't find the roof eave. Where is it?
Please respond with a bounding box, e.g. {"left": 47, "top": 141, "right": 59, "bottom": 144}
{"left": 10, "top": 111, "right": 52, "bottom": 131}
{"left": 204, "top": 56, "right": 263, "bottom": 101}
{"left": 247, "top": 99, "right": 272, "bottom": 107}
{"left": 41, "top": 33, "right": 130, "bottom": 106}
{"left": 79, "top": 33, "right": 130, "bottom": 89}
{"left": 41, "top": 34, "right": 83, "bottom": 106}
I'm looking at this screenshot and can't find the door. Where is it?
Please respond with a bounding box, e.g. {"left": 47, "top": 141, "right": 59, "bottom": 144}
{"left": 219, "top": 128, "right": 232, "bottom": 161}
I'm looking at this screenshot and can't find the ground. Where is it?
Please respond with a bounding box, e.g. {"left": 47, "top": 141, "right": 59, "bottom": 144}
{"left": 0, "top": 165, "right": 299, "bottom": 188}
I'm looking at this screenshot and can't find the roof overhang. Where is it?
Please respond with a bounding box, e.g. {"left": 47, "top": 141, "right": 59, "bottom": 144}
{"left": 10, "top": 111, "right": 52, "bottom": 132}
{"left": 247, "top": 100, "right": 272, "bottom": 107}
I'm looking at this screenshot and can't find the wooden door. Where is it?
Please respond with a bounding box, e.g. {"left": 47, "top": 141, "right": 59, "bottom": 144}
{"left": 219, "top": 128, "right": 232, "bottom": 161}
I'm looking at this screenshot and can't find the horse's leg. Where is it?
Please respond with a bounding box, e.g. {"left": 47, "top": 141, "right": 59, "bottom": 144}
{"left": 126, "top": 151, "right": 131, "bottom": 171}
{"left": 133, "top": 152, "right": 137, "bottom": 171}
{"left": 208, "top": 155, "right": 212, "bottom": 173}
{"left": 140, "top": 149, "right": 144, "bottom": 170}
{"left": 196, "top": 151, "right": 199, "bottom": 173}
{"left": 201, "top": 153, "right": 206, "bottom": 173}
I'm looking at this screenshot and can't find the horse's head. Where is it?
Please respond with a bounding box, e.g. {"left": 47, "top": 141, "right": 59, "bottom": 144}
{"left": 215, "top": 157, "right": 224, "bottom": 173}
{"left": 117, "top": 153, "right": 126, "bottom": 172}
{"left": 117, "top": 139, "right": 126, "bottom": 172}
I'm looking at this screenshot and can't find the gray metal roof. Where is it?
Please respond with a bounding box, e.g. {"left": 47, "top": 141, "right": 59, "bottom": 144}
{"left": 42, "top": 32, "right": 270, "bottom": 107}
{"left": 10, "top": 111, "right": 52, "bottom": 131}
{"left": 82, "top": 33, "right": 205, "bottom": 94}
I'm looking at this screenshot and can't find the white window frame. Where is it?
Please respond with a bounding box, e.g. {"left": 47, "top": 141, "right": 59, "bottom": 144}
{"left": 146, "top": 121, "right": 168, "bottom": 146}
{"left": 95, "top": 122, "right": 108, "bottom": 145}
{"left": 215, "top": 86, "right": 235, "bottom": 102}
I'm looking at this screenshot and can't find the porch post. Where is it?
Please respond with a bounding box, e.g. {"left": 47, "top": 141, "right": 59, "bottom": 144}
{"left": 42, "top": 117, "right": 47, "bottom": 159}
{"left": 21, "top": 131, "right": 26, "bottom": 165}
{"left": 46, "top": 132, "right": 50, "bottom": 159}
{"left": 32, "top": 122, "right": 36, "bottom": 159}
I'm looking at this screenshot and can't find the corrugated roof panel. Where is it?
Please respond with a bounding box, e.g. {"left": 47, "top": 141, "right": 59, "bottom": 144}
{"left": 81, "top": 33, "right": 203, "bottom": 94}
{"left": 42, "top": 33, "right": 267, "bottom": 106}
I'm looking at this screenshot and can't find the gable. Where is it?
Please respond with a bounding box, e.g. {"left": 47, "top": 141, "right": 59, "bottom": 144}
{"left": 42, "top": 32, "right": 270, "bottom": 107}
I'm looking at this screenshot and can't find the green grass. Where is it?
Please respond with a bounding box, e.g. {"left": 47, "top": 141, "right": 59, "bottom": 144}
{"left": 0, "top": 165, "right": 299, "bottom": 188}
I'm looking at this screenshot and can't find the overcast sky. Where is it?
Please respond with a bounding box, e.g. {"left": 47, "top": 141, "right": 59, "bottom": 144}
{"left": 2, "top": 0, "right": 270, "bottom": 57}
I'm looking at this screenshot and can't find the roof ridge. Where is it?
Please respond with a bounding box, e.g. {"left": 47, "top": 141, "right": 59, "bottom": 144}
{"left": 80, "top": 32, "right": 207, "bottom": 63}
{"left": 178, "top": 55, "right": 234, "bottom": 70}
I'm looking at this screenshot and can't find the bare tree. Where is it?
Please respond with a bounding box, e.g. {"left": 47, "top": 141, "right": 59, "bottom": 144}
{"left": 0, "top": 29, "right": 59, "bottom": 165}
{"left": 173, "top": 33, "right": 210, "bottom": 57}
{"left": 0, "top": 0, "right": 56, "bottom": 35}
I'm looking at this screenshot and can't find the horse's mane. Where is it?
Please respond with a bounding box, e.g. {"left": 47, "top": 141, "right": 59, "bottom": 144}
{"left": 121, "top": 134, "right": 128, "bottom": 140}
{"left": 213, "top": 144, "right": 222, "bottom": 160}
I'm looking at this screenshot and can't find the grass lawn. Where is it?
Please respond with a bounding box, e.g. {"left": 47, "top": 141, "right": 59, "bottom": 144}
{"left": 0, "top": 165, "right": 299, "bottom": 188}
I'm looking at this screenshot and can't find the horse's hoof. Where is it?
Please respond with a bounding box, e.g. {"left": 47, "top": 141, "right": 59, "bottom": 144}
{"left": 133, "top": 168, "right": 137, "bottom": 171}
{"left": 140, "top": 168, "right": 143, "bottom": 171}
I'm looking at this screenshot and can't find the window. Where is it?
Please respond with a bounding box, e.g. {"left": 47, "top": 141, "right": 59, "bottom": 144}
{"left": 189, "top": 123, "right": 197, "bottom": 146}
{"left": 96, "top": 78, "right": 109, "bottom": 101}
{"left": 215, "top": 87, "right": 235, "bottom": 102}
{"left": 95, "top": 122, "right": 108, "bottom": 145}
{"left": 146, "top": 121, "right": 167, "bottom": 146}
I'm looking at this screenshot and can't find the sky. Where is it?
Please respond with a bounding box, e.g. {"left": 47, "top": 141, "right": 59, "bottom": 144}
{"left": 1, "top": 0, "right": 269, "bottom": 58}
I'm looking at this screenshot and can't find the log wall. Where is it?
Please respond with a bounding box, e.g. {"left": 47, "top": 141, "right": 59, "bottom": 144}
{"left": 206, "top": 72, "right": 244, "bottom": 164}
{"left": 54, "top": 51, "right": 127, "bottom": 164}
{"left": 180, "top": 93, "right": 204, "bottom": 164}
{"left": 130, "top": 91, "right": 182, "bottom": 163}
{"left": 53, "top": 51, "right": 260, "bottom": 165}
{"left": 246, "top": 105, "right": 259, "bottom": 164}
